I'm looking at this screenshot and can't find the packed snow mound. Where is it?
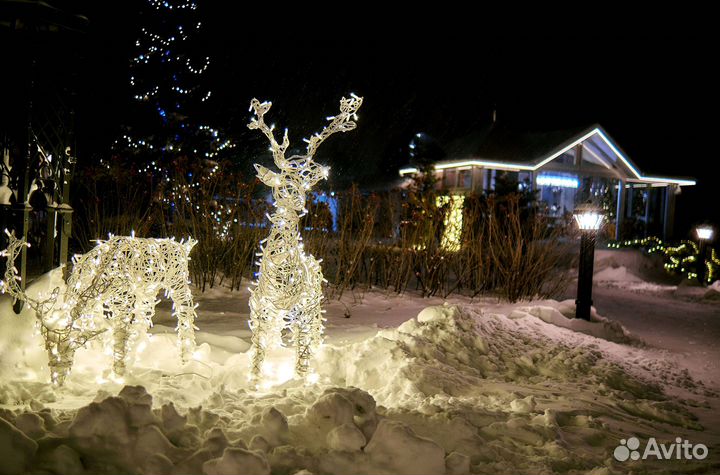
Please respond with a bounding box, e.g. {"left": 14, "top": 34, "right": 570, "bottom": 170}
{"left": 319, "top": 304, "right": 654, "bottom": 407}
{"left": 672, "top": 278, "right": 720, "bottom": 301}
{"left": 595, "top": 265, "right": 643, "bottom": 282}
{"left": 1, "top": 299, "right": 715, "bottom": 474}
{"left": 0, "top": 382, "right": 456, "bottom": 475}
{"left": 593, "top": 265, "right": 680, "bottom": 295}
{"left": 512, "top": 301, "right": 639, "bottom": 345}
{"left": 703, "top": 280, "right": 720, "bottom": 300}
{"left": 318, "top": 306, "right": 657, "bottom": 406}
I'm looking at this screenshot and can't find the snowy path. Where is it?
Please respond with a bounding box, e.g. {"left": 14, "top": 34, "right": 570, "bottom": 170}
{"left": 588, "top": 285, "right": 720, "bottom": 389}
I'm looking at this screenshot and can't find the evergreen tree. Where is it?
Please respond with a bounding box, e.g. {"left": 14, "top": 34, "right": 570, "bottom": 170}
{"left": 408, "top": 132, "right": 444, "bottom": 193}
{"left": 74, "top": 0, "right": 241, "bottom": 245}
{"left": 493, "top": 171, "right": 537, "bottom": 209}
{"left": 114, "top": 0, "right": 234, "bottom": 172}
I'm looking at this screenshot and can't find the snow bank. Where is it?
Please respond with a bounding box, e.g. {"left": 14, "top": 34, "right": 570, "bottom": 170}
{"left": 513, "top": 301, "right": 639, "bottom": 345}
{"left": 0, "top": 269, "right": 64, "bottom": 383}
{"left": 594, "top": 248, "right": 673, "bottom": 284}
{"left": 0, "top": 416, "right": 37, "bottom": 475}
{"left": 318, "top": 303, "right": 647, "bottom": 407}
{"left": 1, "top": 286, "right": 716, "bottom": 473}
{"left": 594, "top": 265, "right": 644, "bottom": 282}
{"left": 364, "top": 419, "right": 445, "bottom": 475}
{"left": 594, "top": 264, "right": 680, "bottom": 295}
{"left": 672, "top": 278, "right": 720, "bottom": 301}
{"left": 703, "top": 280, "right": 720, "bottom": 300}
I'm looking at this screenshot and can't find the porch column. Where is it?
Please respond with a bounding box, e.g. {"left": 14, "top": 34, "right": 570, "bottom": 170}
{"left": 643, "top": 185, "right": 651, "bottom": 238}
{"left": 663, "top": 185, "right": 677, "bottom": 240}
{"left": 58, "top": 206, "right": 72, "bottom": 267}
{"left": 44, "top": 206, "right": 57, "bottom": 272}
{"left": 615, "top": 179, "right": 625, "bottom": 240}
{"left": 472, "top": 167, "right": 483, "bottom": 193}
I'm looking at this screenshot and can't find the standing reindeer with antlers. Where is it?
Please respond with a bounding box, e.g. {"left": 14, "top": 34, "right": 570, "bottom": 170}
{"left": 247, "top": 94, "right": 363, "bottom": 380}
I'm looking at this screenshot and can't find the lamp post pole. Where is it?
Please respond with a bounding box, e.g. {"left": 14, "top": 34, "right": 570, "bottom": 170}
{"left": 576, "top": 230, "right": 596, "bottom": 320}
{"left": 574, "top": 202, "right": 603, "bottom": 320}
{"left": 698, "top": 240, "right": 708, "bottom": 286}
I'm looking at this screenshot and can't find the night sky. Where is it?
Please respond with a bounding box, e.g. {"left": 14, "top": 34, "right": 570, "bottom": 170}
{"left": 14, "top": 2, "right": 718, "bottom": 237}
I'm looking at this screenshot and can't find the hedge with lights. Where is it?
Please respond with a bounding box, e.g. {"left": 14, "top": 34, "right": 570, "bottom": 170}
{"left": 609, "top": 236, "right": 719, "bottom": 284}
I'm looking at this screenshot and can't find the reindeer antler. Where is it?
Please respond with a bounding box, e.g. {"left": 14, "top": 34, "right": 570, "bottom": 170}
{"left": 248, "top": 99, "right": 290, "bottom": 167}
{"left": 248, "top": 94, "right": 364, "bottom": 167}
{"left": 305, "top": 93, "right": 363, "bottom": 157}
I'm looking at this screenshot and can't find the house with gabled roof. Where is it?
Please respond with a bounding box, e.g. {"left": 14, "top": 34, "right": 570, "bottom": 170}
{"left": 399, "top": 124, "right": 695, "bottom": 240}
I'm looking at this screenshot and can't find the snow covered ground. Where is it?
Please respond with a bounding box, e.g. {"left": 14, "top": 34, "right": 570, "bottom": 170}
{"left": 1, "top": 267, "right": 719, "bottom": 474}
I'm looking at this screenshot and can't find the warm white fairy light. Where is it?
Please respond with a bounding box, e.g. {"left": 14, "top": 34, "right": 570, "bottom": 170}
{"left": 1, "top": 230, "right": 198, "bottom": 385}
{"left": 436, "top": 195, "right": 465, "bottom": 252}
{"left": 247, "top": 94, "right": 363, "bottom": 380}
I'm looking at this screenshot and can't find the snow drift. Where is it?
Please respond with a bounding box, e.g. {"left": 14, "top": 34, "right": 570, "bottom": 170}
{"left": 1, "top": 291, "right": 717, "bottom": 473}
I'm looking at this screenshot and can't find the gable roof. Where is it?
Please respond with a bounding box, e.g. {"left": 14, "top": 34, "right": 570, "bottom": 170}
{"left": 400, "top": 124, "right": 695, "bottom": 186}
{"left": 443, "top": 123, "right": 591, "bottom": 165}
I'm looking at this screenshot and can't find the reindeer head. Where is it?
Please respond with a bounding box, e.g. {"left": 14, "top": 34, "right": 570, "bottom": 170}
{"left": 254, "top": 157, "right": 329, "bottom": 212}
{"left": 1, "top": 229, "right": 61, "bottom": 321}
{"left": 248, "top": 95, "right": 363, "bottom": 213}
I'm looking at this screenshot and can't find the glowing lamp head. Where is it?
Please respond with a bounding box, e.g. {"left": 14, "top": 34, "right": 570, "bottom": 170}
{"left": 696, "top": 225, "right": 714, "bottom": 241}
{"left": 573, "top": 202, "right": 604, "bottom": 232}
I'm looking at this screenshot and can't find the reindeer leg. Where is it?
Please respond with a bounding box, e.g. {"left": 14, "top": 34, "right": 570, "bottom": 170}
{"left": 110, "top": 297, "right": 135, "bottom": 377}
{"left": 293, "top": 265, "right": 324, "bottom": 377}
{"left": 169, "top": 283, "right": 196, "bottom": 364}
{"left": 293, "top": 301, "right": 323, "bottom": 376}
{"left": 44, "top": 328, "right": 76, "bottom": 386}
{"left": 292, "top": 309, "right": 311, "bottom": 376}
{"left": 248, "top": 291, "right": 266, "bottom": 379}
{"left": 123, "top": 295, "right": 155, "bottom": 366}
{"left": 249, "top": 291, "right": 278, "bottom": 380}
{"left": 136, "top": 295, "right": 155, "bottom": 330}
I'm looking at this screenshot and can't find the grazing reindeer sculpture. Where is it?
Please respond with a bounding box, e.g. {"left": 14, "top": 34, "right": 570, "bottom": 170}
{"left": 1, "top": 230, "right": 198, "bottom": 385}
{"left": 247, "top": 94, "right": 363, "bottom": 380}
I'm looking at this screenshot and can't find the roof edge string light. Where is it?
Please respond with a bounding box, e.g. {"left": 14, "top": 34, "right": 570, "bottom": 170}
{"left": 399, "top": 128, "right": 695, "bottom": 187}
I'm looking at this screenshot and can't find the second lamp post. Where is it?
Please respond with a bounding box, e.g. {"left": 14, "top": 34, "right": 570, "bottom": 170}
{"left": 695, "top": 224, "right": 714, "bottom": 286}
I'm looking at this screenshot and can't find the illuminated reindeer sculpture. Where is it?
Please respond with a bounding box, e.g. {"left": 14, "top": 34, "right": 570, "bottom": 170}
{"left": 247, "top": 94, "right": 363, "bottom": 379}
{"left": 1, "top": 231, "right": 198, "bottom": 385}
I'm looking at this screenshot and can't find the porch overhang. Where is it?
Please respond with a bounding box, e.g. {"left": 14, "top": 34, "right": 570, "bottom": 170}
{"left": 399, "top": 126, "right": 696, "bottom": 187}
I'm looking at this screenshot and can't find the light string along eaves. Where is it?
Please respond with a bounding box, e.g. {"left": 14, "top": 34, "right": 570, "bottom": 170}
{"left": 247, "top": 94, "right": 363, "bottom": 381}
{"left": 1, "top": 230, "right": 198, "bottom": 386}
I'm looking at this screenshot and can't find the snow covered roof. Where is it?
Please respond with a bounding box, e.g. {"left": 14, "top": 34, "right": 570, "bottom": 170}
{"left": 444, "top": 123, "right": 590, "bottom": 164}
{"left": 400, "top": 124, "right": 696, "bottom": 187}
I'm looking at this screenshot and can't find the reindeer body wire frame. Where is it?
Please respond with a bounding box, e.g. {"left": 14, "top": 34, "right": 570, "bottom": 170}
{"left": 1, "top": 230, "right": 198, "bottom": 385}
{"left": 247, "top": 94, "right": 363, "bottom": 380}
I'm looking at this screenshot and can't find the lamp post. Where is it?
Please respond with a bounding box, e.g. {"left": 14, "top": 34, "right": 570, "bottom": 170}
{"left": 695, "top": 225, "right": 714, "bottom": 286}
{"left": 573, "top": 203, "right": 604, "bottom": 320}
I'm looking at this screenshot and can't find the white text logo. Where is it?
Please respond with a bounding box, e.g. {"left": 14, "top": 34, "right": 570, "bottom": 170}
{"left": 614, "top": 437, "right": 708, "bottom": 462}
